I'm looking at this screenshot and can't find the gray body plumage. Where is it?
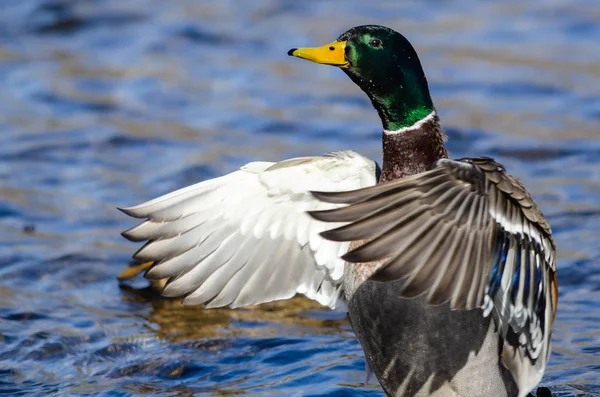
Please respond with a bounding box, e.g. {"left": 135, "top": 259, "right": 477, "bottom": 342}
{"left": 348, "top": 280, "right": 518, "bottom": 397}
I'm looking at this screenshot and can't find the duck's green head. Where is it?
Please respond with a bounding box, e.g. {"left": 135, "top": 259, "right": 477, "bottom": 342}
{"left": 289, "top": 25, "right": 434, "bottom": 131}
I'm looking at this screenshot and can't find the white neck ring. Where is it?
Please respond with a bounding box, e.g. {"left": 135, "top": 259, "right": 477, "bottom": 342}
{"left": 383, "top": 110, "right": 437, "bottom": 135}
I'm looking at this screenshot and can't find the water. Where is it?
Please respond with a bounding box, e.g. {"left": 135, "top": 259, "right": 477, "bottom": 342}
{"left": 1, "top": 0, "right": 599, "bottom": 395}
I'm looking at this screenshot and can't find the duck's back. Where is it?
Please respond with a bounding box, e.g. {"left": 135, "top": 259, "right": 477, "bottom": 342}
{"left": 348, "top": 280, "right": 518, "bottom": 397}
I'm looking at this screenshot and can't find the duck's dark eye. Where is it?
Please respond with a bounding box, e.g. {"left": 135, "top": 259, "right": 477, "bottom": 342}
{"left": 369, "top": 38, "right": 382, "bottom": 48}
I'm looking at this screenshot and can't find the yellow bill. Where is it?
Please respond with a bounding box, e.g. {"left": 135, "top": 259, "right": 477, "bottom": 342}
{"left": 288, "top": 40, "right": 349, "bottom": 68}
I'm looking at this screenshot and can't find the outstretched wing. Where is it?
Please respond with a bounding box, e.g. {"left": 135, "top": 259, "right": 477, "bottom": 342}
{"left": 119, "top": 150, "right": 378, "bottom": 310}
{"left": 310, "top": 157, "right": 557, "bottom": 369}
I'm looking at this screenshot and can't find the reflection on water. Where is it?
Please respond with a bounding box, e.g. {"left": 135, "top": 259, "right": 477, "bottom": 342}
{"left": 1, "top": 0, "right": 599, "bottom": 396}
{"left": 121, "top": 286, "right": 348, "bottom": 342}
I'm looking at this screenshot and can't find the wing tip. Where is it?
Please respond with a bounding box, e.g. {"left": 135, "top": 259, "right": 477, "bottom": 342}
{"left": 132, "top": 241, "right": 156, "bottom": 263}
{"left": 161, "top": 283, "right": 184, "bottom": 298}
{"left": 307, "top": 208, "right": 346, "bottom": 223}
{"left": 143, "top": 263, "right": 162, "bottom": 280}
{"left": 117, "top": 206, "right": 136, "bottom": 217}
{"left": 319, "top": 229, "right": 349, "bottom": 242}
{"left": 118, "top": 204, "right": 150, "bottom": 219}
{"left": 340, "top": 250, "right": 363, "bottom": 263}
{"left": 307, "top": 209, "right": 327, "bottom": 222}
{"left": 121, "top": 227, "right": 146, "bottom": 242}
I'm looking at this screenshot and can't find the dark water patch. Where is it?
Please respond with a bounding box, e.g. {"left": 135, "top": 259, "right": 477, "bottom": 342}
{"left": 16, "top": 331, "right": 52, "bottom": 347}
{"left": 2, "top": 312, "right": 49, "bottom": 322}
{"left": 434, "top": 81, "right": 566, "bottom": 99}
{"left": 72, "top": 319, "right": 96, "bottom": 329}
{"left": 251, "top": 336, "right": 304, "bottom": 351}
{"left": 177, "top": 163, "right": 219, "bottom": 187}
{"left": 31, "top": 1, "right": 85, "bottom": 36}
{"left": 209, "top": 367, "right": 254, "bottom": 383}
{"left": 556, "top": 258, "right": 600, "bottom": 287}
{"left": 0, "top": 205, "right": 21, "bottom": 219}
{"left": 0, "top": 135, "right": 97, "bottom": 163}
{"left": 1, "top": 128, "right": 88, "bottom": 149}
{"left": 548, "top": 209, "right": 600, "bottom": 232}
{"left": 43, "top": 253, "right": 104, "bottom": 267}
{"left": 306, "top": 127, "right": 347, "bottom": 142}
{"left": 300, "top": 309, "right": 347, "bottom": 322}
{"left": 75, "top": 77, "right": 118, "bottom": 96}
{"left": 73, "top": 330, "right": 106, "bottom": 346}
{"left": 486, "top": 82, "right": 566, "bottom": 98}
{"left": 286, "top": 371, "right": 333, "bottom": 387}
{"left": 364, "top": 129, "right": 387, "bottom": 140}
{"left": 0, "top": 333, "right": 19, "bottom": 346}
{"left": 224, "top": 114, "right": 273, "bottom": 136}
{"left": 253, "top": 0, "right": 314, "bottom": 19}
{"left": 0, "top": 332, "right": 59, "bottom": 361}
{"left": 218, "top": 354, "right": 256, "bottom": 366}
{"left": 99, "top": 134, "right": 172, "bottom": 149}
{"left": 175, "top": 24, "right": 234, "bottom": 46}
{"left": 175, "top": 338, "right": 234, "bottom": 352}
{"left": 114, "top": 77, "right": 192, "bottom": 112}
{"left": 444, "top": 127, "right": 489, "bottom": 152}
{"left": 0, "top": 368, "right": 17, "bottom": 378}
{"left": 442, "top": 127, "right": 490, "bottom": 158}
{"left": 24, "top": 341, "right": 69, "bottom": 361}
{"left": 0, "top": 382, "right": 45, "bottom": 397}
{"left": 563, "top": 19, "right": 600, "bottom": 37}
{"left": 156, "top": 361, "right": 214, "bottom": 380}
{"left": 2, "top": 145, "right": 85, "bottom": 164}
{"left": 580, "top": 345, "right": 600, "bottom": 355}
{"left": 147, "top": 163, "right": 219, "bottom": 194}
{"left": 275, "top": 93, "right": 317, "bottom": 108}
{"left": 324, "top": 95, "right": 372, "bottom": 109}
{"left": 487, "top": 139, "right": 600, "bottom": 169}
{"left": 16, "top": 383, "right": 60, "bottom": 396}
{"left": 262, "top": 346, "right": 331, "bottom": 366}
{"left": 93, "top": 342, "right": 140, "bottom": 361}
{"left": 22, "top": 224, "right": 36, "bottom": 234}
{"left": 28, "top": 1, "right": 145, "bottom": 36}
{"left": 109, "top": 360, "right": 163, "bottom": 379}
{"left": 490, "top": 146, "right": 582, "bottom": 162}
{"left": 32, "top": 92, "right": 116, "bottom": 115}
{"left": 546, "top": 208, "right": 600, "bottom": 221}
{"left": 432, "top": 81, "right": 475, "bottom": 96}
{"left": 258, "top": 121, "right": 299, "bottom": 135}
{"left": 0, "top": 253, "right": 106, "bottom": 287}
{"left": 444, "top": 127, "right": 481, "bottom": 143}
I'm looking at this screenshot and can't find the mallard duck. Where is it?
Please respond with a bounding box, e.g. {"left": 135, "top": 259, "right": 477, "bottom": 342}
{"left": 119, "top": 25, "right": 557, "bottom": 397}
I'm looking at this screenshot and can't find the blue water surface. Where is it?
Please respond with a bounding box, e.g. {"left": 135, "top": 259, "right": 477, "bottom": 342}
{"left": 1, "top": 0, "right": 599, "bottom": 396}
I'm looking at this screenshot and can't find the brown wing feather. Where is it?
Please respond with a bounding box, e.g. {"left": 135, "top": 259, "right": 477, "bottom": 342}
{"left": 310, "top": 157, "right": 557, "bottom": 365}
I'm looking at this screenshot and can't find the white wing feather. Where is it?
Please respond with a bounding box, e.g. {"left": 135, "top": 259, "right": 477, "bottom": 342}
{"left": 120, "top": 150, "right": 377, "bottom": 310}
